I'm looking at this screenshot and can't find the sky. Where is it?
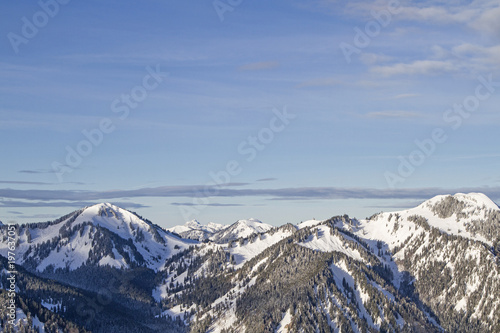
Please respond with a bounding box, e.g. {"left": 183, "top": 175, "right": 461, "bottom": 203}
{"left": 1, "top": 0, "right": 500, "bottom": 228}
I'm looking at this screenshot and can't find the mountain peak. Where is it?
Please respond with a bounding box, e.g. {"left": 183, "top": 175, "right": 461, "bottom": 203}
{"left": 421, "top": 192, "right": 499, "bottom": 214}
{"left": 1, "top": 203, "right": 191, "bottom": 272}
{"left": 185, "top": 219, "right": 202, "bottom": 228}
{"left": 372, "top": 192, "right": 500, "bottom": 244}
{"left": 80, "top": 203, "right": 129, "bottom": 226}
{"left": 236, "top": 218, "right": 263, "bottom": 224}
{"left": 453, "top": 192, "right": 499, "bottom": 210}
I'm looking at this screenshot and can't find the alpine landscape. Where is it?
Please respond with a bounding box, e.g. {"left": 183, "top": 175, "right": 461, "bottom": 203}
{"left": 1, "top": 193, "right": 499, "bottom": 332}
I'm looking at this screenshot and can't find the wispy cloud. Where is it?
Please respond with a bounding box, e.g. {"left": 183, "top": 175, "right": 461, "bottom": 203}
{"left": 1, "top": 110, "right": 104, "bottom": 132}
{"left": 296, "top": 77, "right": 343, "bottom": 88}
{"left": 359, "top": 53, "right": 393, "bottom": 65}
{"left": 437, "top": 153, "right": 500, "bottom": 161}
{"left": 11, "top": 214, "right": 61, "bottom": 220}
{"left": 0, "top": 180, "right": 51, "bottom": 185}
{"left": 256, "top": 178, "right": 277, "bottom": 182}
{"left": 366, "top": 201, "right": 424, "bottom": 210}
{"left": 452, "top": 43, "right": 500, "bottom": 68}
{"left": 334, "top": 0, "right": 500, "bottom": 38}
{"left": 371, "top": 60, "right": 458, "bottom": 77}
{"left": 390, "top": 93, "right": 420, "bottom": 100}
{"left": 469, "top": 6, "right": 500, "bottom": 38}
{"left": 238, "top": 61, "right": 280, "bottom": 71}
{"left": 1, "top": 185, "right": 500, "bottom": 203}
{"left": 1, "top": 179, "right": 85, "bottom": 186}
{"left": 365, "top": 111, "right": 421, "bottom": 119}
{"left": 0, "top": 200, "right": 149, "bottom": 209}
{"left": 171, "top": 202, "right": 244, "bottom": 207}
{"left": 19, "top": 169, "right": 56, "bottom": 174}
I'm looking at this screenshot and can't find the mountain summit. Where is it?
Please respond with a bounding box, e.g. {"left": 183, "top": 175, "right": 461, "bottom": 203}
{"left": 365, "top": 192, "right": 500, "bottom": 245}
{"left": 0, "top": 203, "right": 192, "bottom": 272}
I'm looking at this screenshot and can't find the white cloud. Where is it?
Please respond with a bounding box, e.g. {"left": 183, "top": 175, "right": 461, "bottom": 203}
{"left": 452, "top": 43, "right": 500, "bottom": 66}
{"left": 329, "top": 0, "right": 500, "bottom": 38}
{"left": 371, "top": 60, "right": 457, "bottom": 76}
{"left": 396, "top": 5, "right": 477, "bottom": 24}
{"left": 359, "top": 53, "right": 393, "bottom": 65}
{"left": 430, "top": 45, "right": 451, "bottom": 59}
{"left": 394, "top": 1, "right": 500, "bottom": 39}
{"left": 469, "top": 5, "right": 500, "bottom": 38}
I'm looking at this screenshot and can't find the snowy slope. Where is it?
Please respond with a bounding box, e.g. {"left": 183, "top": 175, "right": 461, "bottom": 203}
{"left": 202, "top": 221, "right": 433, "bottom": 333}
{"left": 297, "top": 219, "right": 324, "bottom": 229}
{"left": 298, "top": 224, "right": 364, "bottom": 262}
{"left": 0, "top": 203, "right": 195, "bottom": 272}
{"left": 2, "top": 193, "right": 499, "bottom": 332}
{"left": 167, "top": 219, "right": 226, "bottom": 241}
{"left": 10, "top": 308, "right": 46, "bottom": 332}
{"left": 347, "top": 193, "right": 500, "bottom": 329}
{"left": 356, "top": 192, "right": 500, "bottom": 247}
{"left": 167, "top": 218, "right": 273, "bottom": 243}
{"left": 169, "top": 219, "right": 225, "bottom": 234}
{"left": 226, "top": 227, "right": 296, "bottom": 268}
{"left": 211, "top": 218, "right": 274, "bottom": 243}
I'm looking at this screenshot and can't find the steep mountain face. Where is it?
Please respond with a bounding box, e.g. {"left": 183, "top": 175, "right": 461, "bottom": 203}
{"left": 0, "top": 283, "right": 89, "bottom": 333}
{"left": 1, "top": 193, "right": 499, "bottom": 332}
{"left": 0, "top": 203, "right": 193, "bottom": 272}
{"left": 0, "top": 256, "right": 185, "bottom": 333}
{"left": 355, "top": 193, "right": 500, "bottom": 333}
{"left": 168, "top": 219, "right": 439, "bottom": 333}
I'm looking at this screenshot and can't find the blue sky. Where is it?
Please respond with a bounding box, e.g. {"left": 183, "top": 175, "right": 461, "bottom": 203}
{"left": 1, "top": 0, "right": 500, "bottom": 227}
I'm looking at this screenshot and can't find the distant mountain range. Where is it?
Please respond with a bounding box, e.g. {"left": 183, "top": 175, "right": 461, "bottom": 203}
{"left": 168, "top": 218, "right": 274, "bottom": 243}
{"left": 1, "top": 193, "right": 499, "bottom": 332}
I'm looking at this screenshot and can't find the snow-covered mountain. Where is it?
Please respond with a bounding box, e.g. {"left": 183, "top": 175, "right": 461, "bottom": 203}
{"left": 1, "top": 193, "right": 499, "bottom": 333}
{"left": 167, "top": 219, "right": 226, "bottom": 241}
{"left": 210, "top": 218, "right": 274, "bottom": 243}
{"left": 155, "top": 193, "right": 500, "bottom": 332}
{"left": 360, "top": 192, "right": 500, "bottom": 246}
{"left": 168, "top": 218, "right": 274, "bottom": 243}
{"left": 0, "top": 203, "right": 193, "bottom": 272}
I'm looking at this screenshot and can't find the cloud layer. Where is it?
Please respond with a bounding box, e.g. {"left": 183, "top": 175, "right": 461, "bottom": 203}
{"left": 1, "top": 185, "right": 499, "bottom": 208}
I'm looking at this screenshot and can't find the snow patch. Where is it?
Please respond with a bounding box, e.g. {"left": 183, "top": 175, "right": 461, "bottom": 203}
{"left": 276, "top": 309, "right": 293, "bottom": 333}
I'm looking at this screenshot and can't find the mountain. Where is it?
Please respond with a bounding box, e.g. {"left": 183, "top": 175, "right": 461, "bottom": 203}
{"left": 168, "top": 219, "right": 226, "bottom": 241}
{"left": 351, "top": 193, "right": 500, "bottom": 332}
{"left": 210, "top": 218, "right": 274, "bottom": 243}
{"left": 168, "top": 218, "right": 274, "bottom": 243}
{"left": 1, "top": 193, "right": 499, "bottom": 332}
{"left": 0, "top": 255, "right": 184, "bottom": 333}
{"left": 0, "top": 282, "right": 89, "bottom": 333}
{"left": 0, "top": 203, "right": 194, "bottom": 272}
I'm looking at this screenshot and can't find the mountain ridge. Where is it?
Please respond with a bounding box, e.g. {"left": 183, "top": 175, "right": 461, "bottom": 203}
{"left": 1, "top": 192, "right": 499, "bottom": 332}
